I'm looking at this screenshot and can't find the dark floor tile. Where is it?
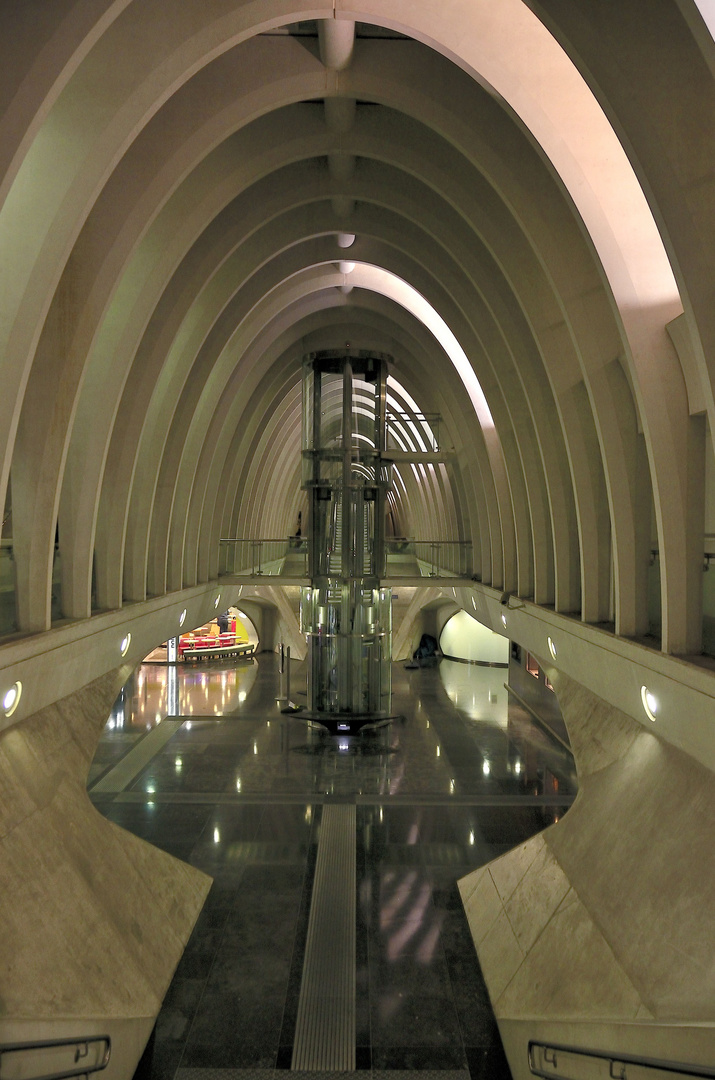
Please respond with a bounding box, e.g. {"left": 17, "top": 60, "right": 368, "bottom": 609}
{"left": 355, "top": 984, "right": 371, "bottom": 1045}
{"left": 430, "top": 875, "right": 478, "bottom": 912}
{"left": 455, "top": 1002, "right": 501, "bottom": 1050}
{"left": 465, "top": 1043, "right": 512, "bottom": 1080}
{"left": 275, "top": 1045, "right": 293, "bottom": 1068}
{"left": 370, "top": 991, "right": 463, "bottom": 1047}
{"left": 154, "top": 978, "right": 205, "bottom": 1043}
{"left": 153, "top": 841, "right": 196, "bottom": 862}
{"left": 180, "top": 1039, "right": 276, "bottom": 1069}
{"left": 371, "top": 1045, "right": 468, "bottom": 1069}
{"left": 172, "top": 925, "right": 223, "bottom": 981}
{"left": 355, "top": 1046, "right": 372, "bottom": 1069}
{"left": 143, "top": 1038, "right": 184, "bottom": 1080}
{"left": 184, "top": 988, "right": 285, "bottom": 1047}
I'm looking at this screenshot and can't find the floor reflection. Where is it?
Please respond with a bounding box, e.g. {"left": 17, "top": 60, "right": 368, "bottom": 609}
{"left": 106, "top": 660, "right": 258, "bottom": 731}
{"left": 91, "top": 654, "right": 575, "bottom": 1079}
{"left": 97, "top": 655, "right": 577, "bottom": 810}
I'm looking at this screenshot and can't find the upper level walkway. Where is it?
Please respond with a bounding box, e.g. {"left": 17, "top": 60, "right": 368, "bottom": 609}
{"left": 218, "top": 537, "right": 475, "bottom": 585}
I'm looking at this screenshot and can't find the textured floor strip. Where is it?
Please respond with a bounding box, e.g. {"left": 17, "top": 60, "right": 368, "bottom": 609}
{"left": 176, "top": 1072, "right": 469, "bottom": 1079}
{"left": 89, "top": 720, "right": 183, "bottom": 793}
{"left": 291, "top": 804, "right": 356, "bottom": 1071}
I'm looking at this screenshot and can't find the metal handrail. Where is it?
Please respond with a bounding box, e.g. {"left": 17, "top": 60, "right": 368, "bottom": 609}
{"left": 529, "top": 1041, "right": 715, "bottom": 1080}
{"left": 0, "top": 1036, "right": 111, "bottom": 1080}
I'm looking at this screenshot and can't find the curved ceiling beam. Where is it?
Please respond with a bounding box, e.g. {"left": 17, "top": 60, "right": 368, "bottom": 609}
{"left": 1, "top": 4, "right": 702, "bottom": 651}
{"left": 36, "top": 64, "right": 652, "bottom": 635}
{"left": 7, "top": 38, "right": 643, "bottom": 635}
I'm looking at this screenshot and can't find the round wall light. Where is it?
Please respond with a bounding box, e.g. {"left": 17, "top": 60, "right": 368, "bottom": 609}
{"left": 501, "top": 613, "right": 507, "bottom": 628}
{"left": 214, "top": 594, "right": 221, "bottom": 609}
{"left": 548, "top": 636, "right": 557, "bottom": 660}
{"left": 641, "top": 685, "right": 658, "bottom": 722}
{"left": 471, "top": 597, "right": 476, "bottom": 611}
{"left": 3, "top": 681, "right": 22, "bottom": 718}
{"left": 120, "top": 632, "right": 131, "bottom": 657}
{"left": 179, "top": 609, "right": 187, "bottom": 627}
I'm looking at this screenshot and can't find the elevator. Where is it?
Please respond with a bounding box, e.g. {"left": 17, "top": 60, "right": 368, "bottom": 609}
{"left": 300, "top": 350, "right": 393, "bottom": 729}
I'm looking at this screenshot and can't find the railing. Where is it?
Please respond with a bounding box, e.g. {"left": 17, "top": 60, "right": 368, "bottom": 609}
{"left": 529, "top": 1042, "right": 715, "bottom": 1080}
{"left": 385, "top": 539, "right": 473, "bottom": 578}
{"left": 385, "top": 411, "right": 446, "bottom": 452}
{"left": 219, "top": 537, "right": 308, "bottom": 577}
{"left": 0, "top": 1036, "right": 111, "bottom": 1080}
{"left": 218, "top": 537, "right": 473, "bottom": 579}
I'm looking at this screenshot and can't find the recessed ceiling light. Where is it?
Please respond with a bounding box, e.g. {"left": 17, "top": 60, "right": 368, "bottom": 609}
{"left": 120, "top": 633, "right": 131, "bottom": 657}
{"left": 548, "top": 636, "right": 557, "bottom": 659}
{"left": 2, "top": 681, "right": 22, "bottom": 717}
{"left": 179, "top": 609, "right": 187, "bottom": 626}
{"left": 641, "top": 685, "right": 658, "bottom": 722}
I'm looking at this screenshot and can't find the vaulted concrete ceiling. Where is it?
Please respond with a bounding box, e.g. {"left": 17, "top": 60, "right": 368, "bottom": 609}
{"left": 1, "top": 0, "right": 714, "bottom": 681}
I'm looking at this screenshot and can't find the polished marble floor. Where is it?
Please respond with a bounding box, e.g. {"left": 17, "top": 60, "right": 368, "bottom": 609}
{"left": 89, "top": 655, "right": 577, "bottom": 1080}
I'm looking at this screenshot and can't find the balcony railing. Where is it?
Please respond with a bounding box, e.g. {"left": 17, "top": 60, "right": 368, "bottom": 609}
{"left": 385, "top": 411, "right": 447, "bottom": 452}
{"left": 385, "top": 539, "right": 473, "bottom": 578}
{"left": 218, "top": 537, "right": 308, "bottom": 577}
{"left": 218, "top": 537, "right": 473, "bottom": 580}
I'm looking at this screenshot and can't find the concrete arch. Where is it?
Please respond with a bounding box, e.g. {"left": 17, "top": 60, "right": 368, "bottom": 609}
{"left": 0, "top": 14, "right": 682, "bottom": 648}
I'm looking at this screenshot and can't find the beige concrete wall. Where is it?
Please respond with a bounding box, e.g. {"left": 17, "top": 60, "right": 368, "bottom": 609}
{"left": 460, "top": 671, "right": 715, "bottom": 1076}
{"left": 0, "top": 668, "right": 211, "bottom": 1079}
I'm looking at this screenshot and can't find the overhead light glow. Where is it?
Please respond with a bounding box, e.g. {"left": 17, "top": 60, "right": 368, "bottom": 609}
{"left": 548, "top": 636, "right": 557, "bottom": 659}
{"left": 120, "top": 633, "right": 131, "bottom": 657}
{"left": 179, "top": 609, "right": 187, "bottom": 627}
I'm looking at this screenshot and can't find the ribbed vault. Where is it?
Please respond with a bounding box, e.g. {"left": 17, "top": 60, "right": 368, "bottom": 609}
{"left": 1, "top": 0, "right": 714, "bottom": 688}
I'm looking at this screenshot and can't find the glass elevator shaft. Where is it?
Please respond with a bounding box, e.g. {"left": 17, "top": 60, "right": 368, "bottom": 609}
{"left": 300, "top": 351, "right": 393, "bottom": 720}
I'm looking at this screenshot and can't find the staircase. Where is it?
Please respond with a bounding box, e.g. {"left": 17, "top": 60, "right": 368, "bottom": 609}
{"left": 328, "top": 501, "right": 343, "bottom": 575}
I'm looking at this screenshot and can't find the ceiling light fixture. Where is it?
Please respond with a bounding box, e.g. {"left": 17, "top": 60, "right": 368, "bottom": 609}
{"left": 2, "top": 681, "right": 22, "bottom": 718}
{"left": 641, "top": 685, "right": 658, "bottom": 722}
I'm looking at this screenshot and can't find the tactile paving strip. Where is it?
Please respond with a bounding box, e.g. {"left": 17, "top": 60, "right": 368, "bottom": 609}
{"left": 291, "top": 804, "right": 356, "bottom": 1071}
